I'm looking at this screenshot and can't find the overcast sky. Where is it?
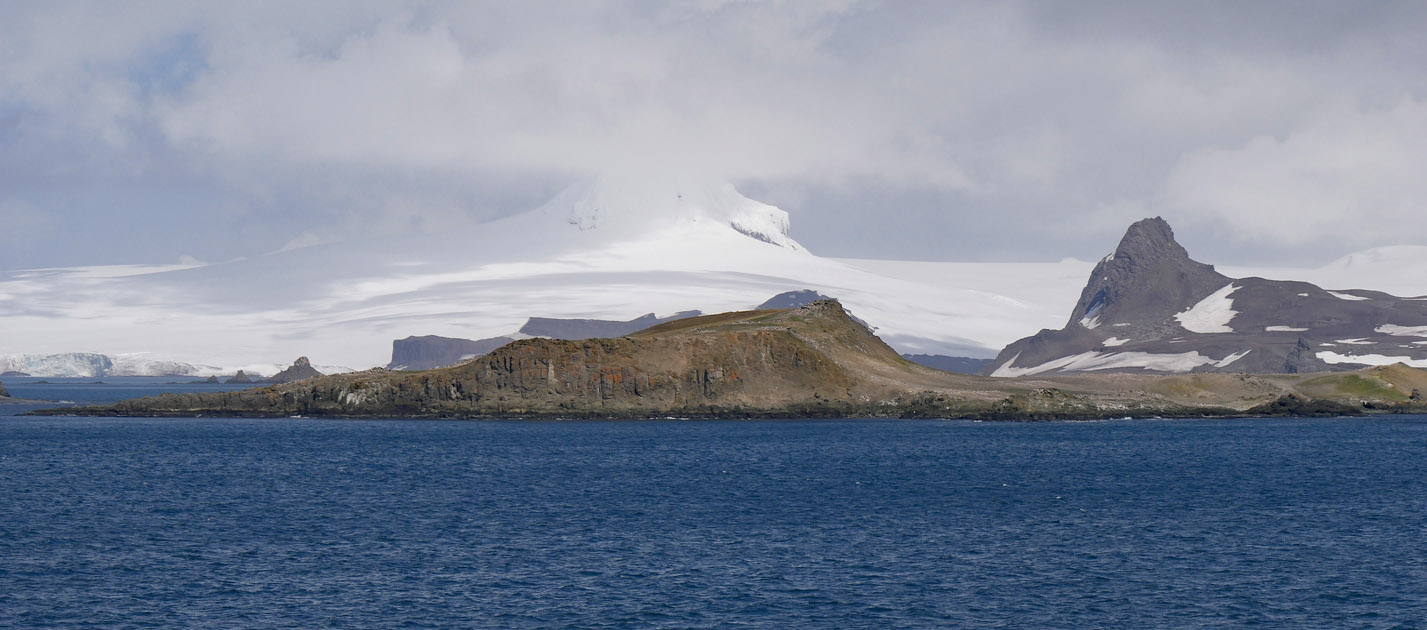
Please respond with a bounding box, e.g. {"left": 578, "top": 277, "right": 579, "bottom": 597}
{"left": 3, "top": 0, "right": 1426, "bottom": 269}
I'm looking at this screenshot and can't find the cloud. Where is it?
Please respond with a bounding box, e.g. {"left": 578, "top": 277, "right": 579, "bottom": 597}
{"left": 1, "top": 0, "right": 1426, "bottom": 266}
{"left": 1165, "top": 98, "right": 1427, "bottom": 250}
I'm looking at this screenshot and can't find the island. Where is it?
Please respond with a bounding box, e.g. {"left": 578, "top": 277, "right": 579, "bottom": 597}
{"left": 32, "top": 301, "right": 1427, "bottom": 420}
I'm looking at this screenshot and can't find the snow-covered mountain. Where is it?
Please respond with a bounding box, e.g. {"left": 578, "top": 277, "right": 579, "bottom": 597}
{"left": 1, "top": 176, "right": 1422, "bottom": 374}
{"left": 0, "top": 176, "right": 1075, "bottom": 371}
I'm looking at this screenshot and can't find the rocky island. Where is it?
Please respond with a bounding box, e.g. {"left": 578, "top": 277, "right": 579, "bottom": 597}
{"left": 35, "top": 301, "right": 1427, "bottom": 420}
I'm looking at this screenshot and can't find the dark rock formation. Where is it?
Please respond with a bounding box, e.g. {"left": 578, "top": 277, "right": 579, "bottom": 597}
{"left": 902, "top": 354, "right": 992, "bottom": 374}
{"left": 986, "top": 217, "right": 1427, "bottom": 376}
{"left": 267, "top": 357, "right": 324, "bottom": 384}
{"left": 519, "top": 311, "right": 701, "bottom": 340}
{"left": 0, "top": 379, "right": 8, "bottom": 398}
{"left": 1066, "top": 217, "right": 1228, "bottom": 331}
{"left": 1245, "top": 394, "right": 1360, "bottom": 417}
{"left": 758, "top": 290, "right": 874, "bottom": 331}
{"left": 387, "top": 335, "right": 514, "bottom": 371}
{"left": 1281, "top": 336, "right": 1329, "bottom": 374}
{"left": 189, "top": 376, "right": 220, "bottom": 384}
{"left": 757, "top": 290, "right": 833, "bottom": 310}
{"left": 226, "top": 371, "right": 254, "bottom": 384}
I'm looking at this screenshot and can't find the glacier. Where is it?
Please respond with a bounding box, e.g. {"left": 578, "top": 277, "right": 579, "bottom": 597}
{"left": 2, "top": 175, "right": 1423, "bottom": 374}
{"left": 0, "top": 353, "right": 218, "bottom": 378}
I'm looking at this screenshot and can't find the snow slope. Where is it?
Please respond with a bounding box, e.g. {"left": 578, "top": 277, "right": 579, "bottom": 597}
{"left": 0, "top": 177, "right": 1091, "bottom": 372}
{"left": 1173, "top": 283, "right": 1240, "bottom": 333}
{"left": 1221, "top": 246, "right": 1427, "bottom": 298}
{"left": 990, "top": 348, "right": 1250, "bottom": 377}
{"left": 3, "top": 176, "right": 1422, "bottom": 375}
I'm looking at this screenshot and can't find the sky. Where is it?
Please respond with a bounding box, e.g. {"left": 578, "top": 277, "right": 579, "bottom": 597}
{"left": 3, "top": 0, "right": 1427, "bottom": 270}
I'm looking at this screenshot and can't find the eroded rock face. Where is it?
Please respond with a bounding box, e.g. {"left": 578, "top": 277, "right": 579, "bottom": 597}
{"left": 986, "top": 217, "right": 1427, "bottom": 376}
{"left": 226, "top": 371, "right": 254, "bottom": 384}
{"left": 388, "top": 335, "right": 514, "bottom": 371}
{"left": 0, "top": 379, "right": 9, "bottom": 398}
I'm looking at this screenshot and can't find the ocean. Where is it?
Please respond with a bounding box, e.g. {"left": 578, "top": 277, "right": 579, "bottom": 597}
{"left": 2, "top": 381, "right": 1425, "bottom": 628}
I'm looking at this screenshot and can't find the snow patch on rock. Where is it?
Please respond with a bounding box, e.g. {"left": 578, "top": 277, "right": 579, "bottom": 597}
{"left": 1327, "top": 291, "right": 1370, "bottom": 301}
{"left": 991, "top": 349, "right": 1249, "bottom": 377}
{"left": 1265, "top": 326, "right": 1309, "bottom": 332}
{"left": 1376, "top": 324, "right": 1427, "bottom": 338}
{"left": 1102, "top": 337, "right": 1130, "bottom": 347}
{"left": 1316, "top": 351, "right": 1427, "bottom": 368}
{"left": 1215, "top": 350, "right": 1252, "bottom": 368}
{"left": 1174, "top": 283, "right": 1240, "bottom": 334}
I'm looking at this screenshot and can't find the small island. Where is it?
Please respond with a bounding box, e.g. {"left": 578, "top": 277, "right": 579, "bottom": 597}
{"left": 34, "top": 302, "right": 1427, "bottom": 420}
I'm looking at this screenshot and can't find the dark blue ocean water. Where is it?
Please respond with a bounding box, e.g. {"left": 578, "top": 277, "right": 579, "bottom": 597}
{"left": 2, "top": 377, "right": 262, "bottom": 406}
{"left": 3, "top": 398, "right": 1426, "bottom": 627}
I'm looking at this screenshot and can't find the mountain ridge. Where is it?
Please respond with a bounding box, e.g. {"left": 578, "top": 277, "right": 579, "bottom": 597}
{"left": 987, "top": 218, "right": 1427, "bottom": 376}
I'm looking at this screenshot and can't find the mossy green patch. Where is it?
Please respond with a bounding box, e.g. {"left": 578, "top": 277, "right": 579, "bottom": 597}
{"left": 1297, "top": 373, "right": 1408, "bottom": 401}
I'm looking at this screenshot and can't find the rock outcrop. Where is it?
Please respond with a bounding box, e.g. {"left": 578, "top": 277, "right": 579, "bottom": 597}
{"left": 388, "top": 335, "right": 515, "bottom": 371}
{"left": 986, "top": 218, "right": 1427, "bottom": 376}
{"left": 0, "top": 379, "right": 9, "bottom": 398}
{"left": 226, "top": 371, "right": 254, "bottom": 384}
{"left": 266, "top": 357, "right": 323, "bottom": 384}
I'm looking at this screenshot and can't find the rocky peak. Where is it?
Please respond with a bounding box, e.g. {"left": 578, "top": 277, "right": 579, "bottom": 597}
{"left": 0, "top": 379, "right": 9, "bottom": 398}
{"left": 268, "top": 356, "right": 324, "bottom": 384}
{"left": 1067, "top": 217, "right": 1227, "bottom": 330}
{"left": 1113, "top": 217, "right": 1189, "bottom": 265}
